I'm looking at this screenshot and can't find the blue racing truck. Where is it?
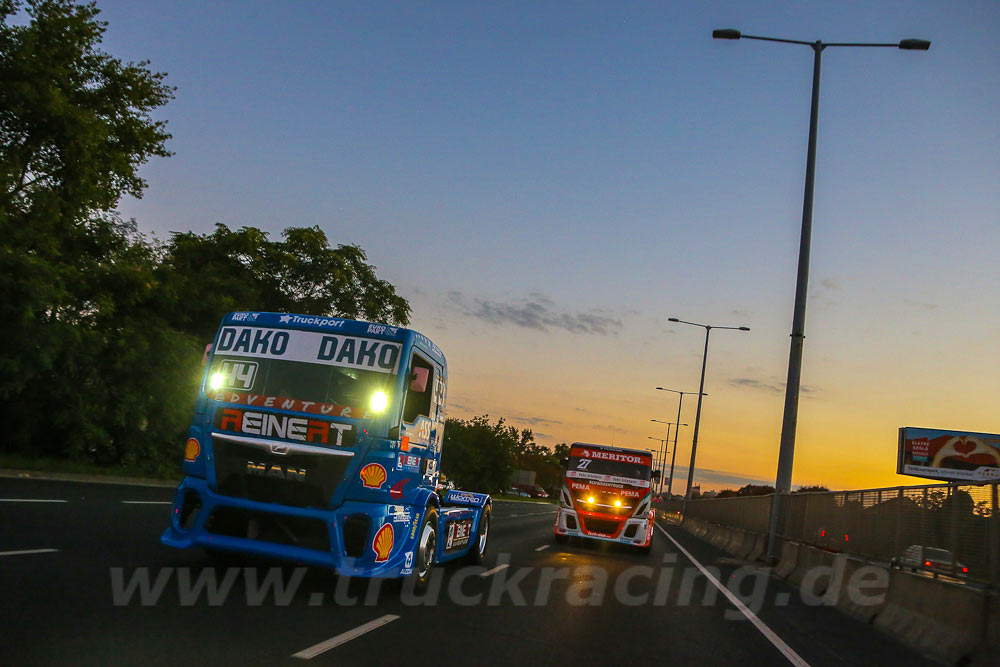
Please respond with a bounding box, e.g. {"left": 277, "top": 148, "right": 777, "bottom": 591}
{"left": 162, "top": 312, "right": 491, "bottom": 590}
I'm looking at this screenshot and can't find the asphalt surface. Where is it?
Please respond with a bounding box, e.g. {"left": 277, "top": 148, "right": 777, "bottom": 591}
{"left": 0, "top": 478, "right": 935, "bottom": 666}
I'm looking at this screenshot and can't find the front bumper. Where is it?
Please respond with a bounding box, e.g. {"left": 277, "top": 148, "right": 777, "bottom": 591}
{"left": 161, "top": 477, "right": 420, "bottom": 578}
{"left": 553, "top": 507, "right": 653, "bottom": 547}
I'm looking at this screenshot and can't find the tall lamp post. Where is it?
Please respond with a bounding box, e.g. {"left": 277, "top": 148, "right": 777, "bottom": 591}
{"left": 645, "top": 444, "right": 665, "bottom": 490}
{"left": 646, "top": 436, "right": 670, "bottom": 493}
{"left": 651, "top": 419, "right": 687, "bottom": 495}
{"left": 656, "top": 387, "right": 704, "bottom": 496}
{"left": 712, "top": 28, "right": 930, "bottom": 562}
{"left": 668, "top": 318, "right": 749, "bottom": 507}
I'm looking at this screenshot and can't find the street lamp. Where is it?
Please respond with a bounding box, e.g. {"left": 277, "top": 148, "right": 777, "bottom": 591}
{"left": 645, "top": 440, "right": 665, "bottom": 467}
{"left": 651, "top": 419, "right": 688, "bottom": 495}
{"left": 713, "top": 28, "right": 930, "bottom": 563}
{"left": 656, "top": 387, "right": 704, "bottom": 497}
{"left": 668, "top": 318, "right": 749, "bottom": 506}
{"left": 646, "top": 435, "right": 668, "bottom": 494}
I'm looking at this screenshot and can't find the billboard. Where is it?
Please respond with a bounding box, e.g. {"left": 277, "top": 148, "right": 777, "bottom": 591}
{"left": 898, "top": 427, "right": 1000, "bottom": 483}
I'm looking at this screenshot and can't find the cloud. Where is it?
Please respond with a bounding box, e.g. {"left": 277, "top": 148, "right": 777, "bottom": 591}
{"left": 448, "top": 292, "right": 623, "bottom": 335}
{"left": 517, "top": 415, "right": 563, "bottom": 426}
{"left": 820, "top": 278, "right": 840, "bottom": 291}
{"left": 730, "top": 309, "right": 753, "bottom": 318}
{"left": 729, "top": 377, "right": 818, "bottom": 395}
{"left": 903, "top": 299, "right": 939, "bottom": 311}
{"left": 668, "top": 465, "right": 775, "bottom": 490}
{"left": 729, "top": 377, "right": 782, "bottom": 393}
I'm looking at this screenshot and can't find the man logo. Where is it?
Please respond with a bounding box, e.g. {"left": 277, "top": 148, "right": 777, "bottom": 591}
{"left": 246, "top": 461, "right": 306, "bottom": 482}
{"left": 269, "top": 443, "right": 290, "bottom": 455}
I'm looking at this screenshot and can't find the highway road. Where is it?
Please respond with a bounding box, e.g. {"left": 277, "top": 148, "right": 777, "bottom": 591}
{"left": 1, "top": 477, "right": 934, "bottom": 666}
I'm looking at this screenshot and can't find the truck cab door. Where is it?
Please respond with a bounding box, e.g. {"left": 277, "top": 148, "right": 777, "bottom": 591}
{"left": 400, "top": 351, "right": 443, "bottom": 486}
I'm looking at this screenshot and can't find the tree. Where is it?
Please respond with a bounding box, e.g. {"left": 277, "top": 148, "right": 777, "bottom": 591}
{"left": 441, "top": 415, "right": 523, "bottom": 493}
{"left": 716, "top": 484, "right": 775, "bottom": 498}
{"left": 158, "top": 224, "right": 410, "bottom": 341}
{"left": 0, "top": 3, "right": 411, "bottom": 475}
{"left": 0, "top": 0, "right": 174, "bottom": 398}
{"left": 0, "top": 1, "right": 176, "bottom": 470}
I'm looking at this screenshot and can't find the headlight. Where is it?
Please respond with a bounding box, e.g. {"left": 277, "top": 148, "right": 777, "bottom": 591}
{"left": 208, "top": 371, "right": 224, "bottom": 391}
{"left": 587, "top": 496, "right": 595, "bottom": 504}
{"left": 369, "top": 390, "right": 389, "bottom": 413}
{"left": 614, "top": 499, "right": 622, "bottom": 507}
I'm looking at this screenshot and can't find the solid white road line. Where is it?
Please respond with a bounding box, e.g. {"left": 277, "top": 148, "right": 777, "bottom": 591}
{"left": 0, "top": 548, "right": 60, "bottom": 557}
{"left": 292, "top": 614, "right": 400, "bottom": 660}
{"left": 480, "top": 563, "right": 510, "bottom": 578}
{"left": 535, "top": 544, "right": 550, "bottom": 551}
{"left": 0, "top": 499, "right": 68, "bottom": 503}
{"left": 121, "top": 500, "right": 172, "bottom": 505}
{"left": 654, "top": 523, "right": 810, "bottom": 667}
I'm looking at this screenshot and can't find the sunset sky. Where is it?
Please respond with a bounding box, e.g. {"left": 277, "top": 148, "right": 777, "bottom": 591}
{"left": 104, "top": 1, "right": 999, "bottom": 491}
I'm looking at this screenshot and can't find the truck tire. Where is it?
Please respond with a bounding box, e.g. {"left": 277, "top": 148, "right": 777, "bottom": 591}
{"left": 410, "top": 506, "right": 438, "bottom": 593}
{"left": 464, "top": 504, "right": 491, "bottom": 565}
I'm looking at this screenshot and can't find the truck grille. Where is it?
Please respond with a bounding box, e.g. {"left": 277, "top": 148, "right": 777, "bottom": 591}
{"left": 581, "top": 517, "right": 622, "bottom": 536}
{"left": 212, "top": 438, "right": 350, "bottom": 509}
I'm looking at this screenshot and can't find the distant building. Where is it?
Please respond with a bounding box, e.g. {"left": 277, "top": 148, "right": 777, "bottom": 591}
{"left": 691, "top": 484, "right": 701, "bottom": 498}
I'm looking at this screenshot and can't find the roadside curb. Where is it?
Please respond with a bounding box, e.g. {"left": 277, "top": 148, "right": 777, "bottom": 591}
{"left": 0, "top": 468, "right": 179, "bottom": 489}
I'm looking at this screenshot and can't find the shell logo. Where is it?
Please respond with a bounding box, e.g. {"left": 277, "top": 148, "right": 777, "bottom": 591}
{"left": 359, "top": 463, "right": 387, "bottom": 489}
{"left": 372, "top": 523, "right": 394, "bottom": 562}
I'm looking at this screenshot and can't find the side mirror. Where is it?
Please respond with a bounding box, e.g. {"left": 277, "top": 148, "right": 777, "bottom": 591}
{"left": 201, "top": 343, "right": 212, "bottom": 367}
{"left": 388, "top": 426, "right": 400, "bottom": 441}
{"left": 651, "top": 470, "right": 662, "bottom": 480}
{"left": 409, "top": 367, "right": 430, "bottom": 393}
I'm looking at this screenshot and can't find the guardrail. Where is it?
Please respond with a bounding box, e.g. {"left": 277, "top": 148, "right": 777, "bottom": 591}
{"left": 661, "top": 482, "right": 1000, "bottom": 586}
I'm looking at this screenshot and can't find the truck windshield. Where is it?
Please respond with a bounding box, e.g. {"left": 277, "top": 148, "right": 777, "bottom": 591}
{"left": 208, "top": 355, "right": 395, "bottom": 419}
{"left": 567, "top": 456, "right": 651, "bottom": 485}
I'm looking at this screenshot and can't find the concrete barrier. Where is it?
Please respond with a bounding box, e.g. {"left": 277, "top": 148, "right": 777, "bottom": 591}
{"left": 733, "top": 530, "right": 756, "bottom": 560}
{"left": 787, "top": 545, "right": 836, "bottom": 589}
{"left": 970, "top": 592, "right": 1000, "bottom": 665}
{"left": 746, "top": 533, "right": 766, "bottom": 563}
{"left": 774, "top": 540, "right": 799, "bottom": 580}
{"left": 874, "top": 569, "right": 988, "bottom": 665}
{"left": 709, "top": 525, "right": 730, "bottom": 550}
{"left": 721, "top": 528, "right": 742, "bottom": 555}
{"left": 824, "top": 555, "right": 889, "bottom": 624}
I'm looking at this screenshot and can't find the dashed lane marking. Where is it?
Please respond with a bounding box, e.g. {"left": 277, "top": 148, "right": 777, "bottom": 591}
{"left": 292, "top": 614, "right": 400, "bottom": 660}
{"left": 479, "top": 563, "right": 510, "bottom": 578}
{"left": 535, "top": 545, "right": 550, "bottom": 551}
{"left": 0, "top": 548, "right": 60, "bottom": 557}
{"left": 0, "top": 499, "right": 68, "bottom": 503}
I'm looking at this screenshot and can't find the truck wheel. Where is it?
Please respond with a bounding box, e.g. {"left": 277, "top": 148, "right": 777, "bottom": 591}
{"left": 410, "top": 506, "right": 438, "bottom": 593}
{"left": 464, "top": 504, "right": 491, "bottom": 565}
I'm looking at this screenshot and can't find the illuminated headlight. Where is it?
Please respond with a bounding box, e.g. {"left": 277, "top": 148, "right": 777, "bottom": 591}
{"left": 208, "top": 371, "right": 224, "bottom": 391}
{"left": 370, "top": 390, "right": 389, "bottom": 413}
{"left": 587, "top": 496, "right": 595, "bottom": 504}
{"left": 614, "top": 499, "right": 622, "bottom": 507}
